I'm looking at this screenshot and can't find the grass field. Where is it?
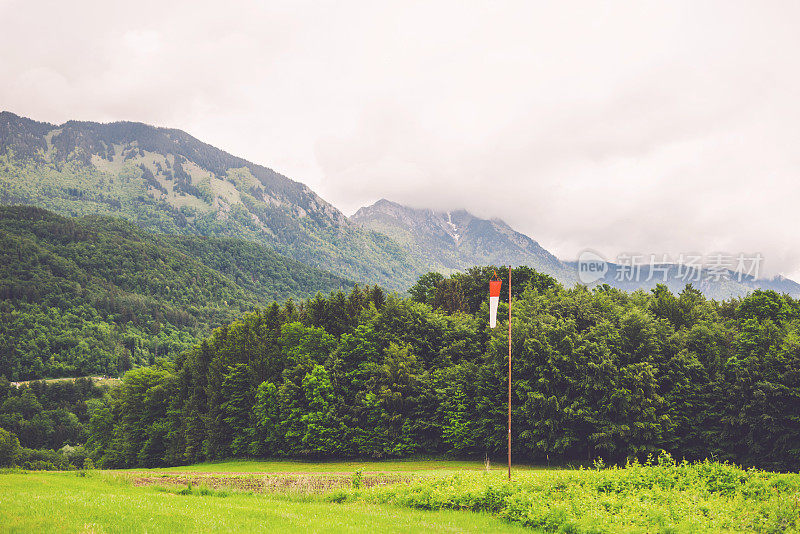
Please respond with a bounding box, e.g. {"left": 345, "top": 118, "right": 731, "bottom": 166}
{"left": 0, "top": 470, "right": 528, "bottom": 534}
{"left": 2, "top": 457, "right": 799, "bottom": 533}
{"left": 124, "top": 458, "right": 535, "bottom": 473}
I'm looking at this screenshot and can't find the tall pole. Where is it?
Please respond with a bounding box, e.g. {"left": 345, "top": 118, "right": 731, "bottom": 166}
{"left": 508, "top": 264, "right": 512, "bottom": 481}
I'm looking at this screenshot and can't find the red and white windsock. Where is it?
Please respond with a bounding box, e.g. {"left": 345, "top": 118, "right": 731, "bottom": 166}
{"left": 489, "top": 279, "right": 502, "bottom": 328}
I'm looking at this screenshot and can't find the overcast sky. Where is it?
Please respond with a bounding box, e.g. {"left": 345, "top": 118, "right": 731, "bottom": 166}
{"left": 2, "top": 0, "right": 799, "bottom": 278}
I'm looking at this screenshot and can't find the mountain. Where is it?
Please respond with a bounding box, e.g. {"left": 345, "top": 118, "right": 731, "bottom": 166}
{"left": 0, "top": 111, "right": 414, "bottom": 289}
{"left": 354, "top": 199, "right": 800, "bottom": 298}
{"left": 2, "top": 111, "right": 798, "bottom": 298}
{"left": 351, "top": 199, "right": 577, "bottom": 282}
{"left": 0, "top": 205, "right": 353, "bottom": 380}
{"left": 564, "top": 261, "right": 800, "bottom": 299}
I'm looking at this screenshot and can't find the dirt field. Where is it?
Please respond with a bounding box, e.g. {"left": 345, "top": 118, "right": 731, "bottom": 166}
{"left": 129, "top": 471, "right": 410, "bottom": 493}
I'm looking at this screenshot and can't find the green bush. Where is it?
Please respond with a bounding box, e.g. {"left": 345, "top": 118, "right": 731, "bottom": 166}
{"left": 24, "top": 460, "right": 56, "bottom": 471}
{"left": 351, "top": 469, "right": 363, "bottom": 489}
{"left": 18, "top": 447, "right": 72, "bottom": 470}
{"left": 60, "top": 445, "right": 89, "bottom": 469}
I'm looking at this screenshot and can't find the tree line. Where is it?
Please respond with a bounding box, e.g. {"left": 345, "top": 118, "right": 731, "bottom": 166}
{"left": 84, "top": 267, "right": 800, "bottom": 471}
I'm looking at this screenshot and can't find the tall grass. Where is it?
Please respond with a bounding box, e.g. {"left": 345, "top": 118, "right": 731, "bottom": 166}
{"left": 325, "top": 453, "right": 800, "bottom": 532}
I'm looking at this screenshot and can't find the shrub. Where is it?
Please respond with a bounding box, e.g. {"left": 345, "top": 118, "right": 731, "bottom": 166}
{"left": 18, "top": 448, "right": 70, "bottom": 470}
{"left": 24, "top": 460, "right": 56, "bottom": 471}
{"left": 60, "top": 445, "right": 89, "bottom": 469}
{"left": 351, "top": 469, "right": 363, "bottom": 489}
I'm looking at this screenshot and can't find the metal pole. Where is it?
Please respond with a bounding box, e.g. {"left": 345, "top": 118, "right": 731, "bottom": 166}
{"left": 508, "top": 264, "right": 512, "bottom": 481}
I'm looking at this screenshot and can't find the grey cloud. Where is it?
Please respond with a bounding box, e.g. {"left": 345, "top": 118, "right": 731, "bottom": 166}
{"left": 2, "top": 0, "right": 799, "bottom": 278}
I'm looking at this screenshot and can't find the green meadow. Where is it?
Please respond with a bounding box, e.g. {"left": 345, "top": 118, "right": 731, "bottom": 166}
{"left": 125, "top": 458, "right": 528, "bottom": 473}
{"left": 0, "top": 469, "right": 527, "bottom": 534}
{"left": 2, "top": 456, "right": 799, "bottom": 533}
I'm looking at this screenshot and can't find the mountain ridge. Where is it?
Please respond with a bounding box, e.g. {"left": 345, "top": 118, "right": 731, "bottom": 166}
{"left": 563, "top": 260, "right": 800, "bottom": 299}
{"left": 0, "top": 110, "right": 345, "bottom": 225}
{"left": 355, "top": 198, "right": 800, "bottom": 298}
{"left": 0, "top": 111, "right": 415, "bottom": 288}
{"left": 351, "top": 198, "right": 576, "bottom": 282}
{"left": 3, "top": 110, "right": 799, "bottom": 298}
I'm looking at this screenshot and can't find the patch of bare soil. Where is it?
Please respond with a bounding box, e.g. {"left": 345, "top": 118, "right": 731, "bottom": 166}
{"left": 130, "top": 472, "right": 410, "bottom": 493}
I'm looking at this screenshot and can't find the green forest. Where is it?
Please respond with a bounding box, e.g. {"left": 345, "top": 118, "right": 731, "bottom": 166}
{"left": 2, "top": 206, "right": 798, "bottom": 473}
{"left": 81, "top": 267, "right": 800, "bottom": 471}
{"left": 0, "top": 377, "right": 110, "bottom": 470}
{"left": 0, "top": 206, "right": 352, "bottom": 380}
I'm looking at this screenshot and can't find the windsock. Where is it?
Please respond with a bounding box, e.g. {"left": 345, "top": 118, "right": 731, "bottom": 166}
{"left": 489, "top": 279, "right": 502, "bottom": 328}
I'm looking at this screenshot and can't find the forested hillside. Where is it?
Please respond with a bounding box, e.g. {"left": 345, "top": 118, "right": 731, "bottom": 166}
{"left": 0, "top": 112, "right": 415, "bottom": 288}
{"left": 0, "top": 206, "right": 352, "bottom": 380}
{"left": 87, "top": 267, "right": 800, "bottom": 471}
